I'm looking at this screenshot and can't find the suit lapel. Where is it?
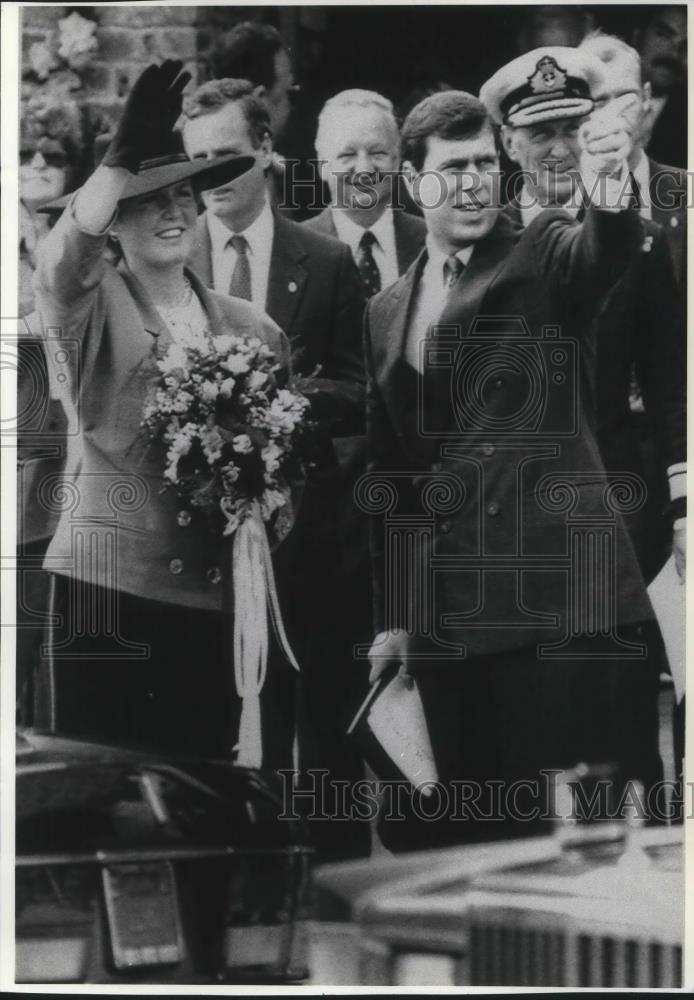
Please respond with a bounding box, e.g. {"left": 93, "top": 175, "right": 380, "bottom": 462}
{"left": 314, "top": 207, "right": 339, "bottom": 239}
{"left": 393, "top": 211, "right": 426, "bottom": 274}
{"left": 186, "top": 268, "right": 226, "bottom": 337}
{"left": 436, "top": 212, "right": 518, "bottom": 337}
{"left": 375, "top": 251, "right": 426, "bottom": 435}
{"left": 188, "top": 215, "right": 214, "bottom": 288}
{"left": 399, "top": 215, "right": 517, "bottom": 462}
{"left": 265, "top": 215, "right": 307, "bottom": 335}
{"left": 648, "top": 158, "right": 673, "bottom": 227}
{"left": 116, "top": 263, "right": 174, "bottom": 370}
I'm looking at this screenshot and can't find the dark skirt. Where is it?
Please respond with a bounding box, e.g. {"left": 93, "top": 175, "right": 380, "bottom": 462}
{"left": 33, "top": 574, "right": 298, "bottom": 767}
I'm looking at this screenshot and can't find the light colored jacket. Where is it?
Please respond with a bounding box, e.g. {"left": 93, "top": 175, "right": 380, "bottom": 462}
{"left": 35, "top": 204, "right": 288, "bottom": 611}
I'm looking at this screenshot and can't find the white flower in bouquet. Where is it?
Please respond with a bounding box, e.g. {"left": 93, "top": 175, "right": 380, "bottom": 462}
{"left": 212, "top": 334, "right": 235, "bottom": 354}
{"left": 232, "top": 434, "right": 253, "bottom": 455}
{"left": 57, "top": 13, "right": 99, "bottom": 72}
{"left": 223, "top": 353, "right": 251, "bottom": 376}
{"left": 201, "top": 424, "right": 224, "bottom": 463}
{"left": 199, "top": 379, "right": 219, "bottom": 405}
{"left": 261, "top": 442, "right": 282, "bottom": 477}
{"left": 158, "top": 342, "right": 188, "bottom": 375}
{"left": 171, "top": 389, "right": 194, "bottom": 414}
{"left": 260, "top": 488, "right": 289, "bottom": 521}
{"left": 222, "top": 463, "right": 241, "bottom": 487}
{"left": 142, "top": 333, "right": 312, "bottom": 542}
{"left": 265, "top": 389, "right": 307, "bottom": 436}
{"left": 219, "top": 377, "right": 235, "bottom": 399}
{"left": 247, "top": 370, "right": 269, "bottom": 392}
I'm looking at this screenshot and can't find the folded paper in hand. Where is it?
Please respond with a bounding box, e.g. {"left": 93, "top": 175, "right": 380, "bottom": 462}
{"left": 348, "top": 672, "right": 439, "bottom": 793}
{"left": 647, "top": 555, "right": 685, "bottom": 703}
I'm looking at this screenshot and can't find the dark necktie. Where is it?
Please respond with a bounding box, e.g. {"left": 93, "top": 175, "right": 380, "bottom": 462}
{"left": 228, "top": 234, "right": 252, "bottom": 301}
{"left": 356, "top": 230, "right": 382, "bottom": 298}
{"left": 443, "top": 253, "right": 465, "bottom": 292}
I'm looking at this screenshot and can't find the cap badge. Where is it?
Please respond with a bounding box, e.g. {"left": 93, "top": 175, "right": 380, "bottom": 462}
{"left": 529, "top": 56, "right": 568, "bottom": 94}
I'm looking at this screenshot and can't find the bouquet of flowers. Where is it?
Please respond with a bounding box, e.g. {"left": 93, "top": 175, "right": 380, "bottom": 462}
{"left": 142, "top": 331, "right": 310, "bottom": 540}
{"left": 142, "top": 330, "right": 312, "bottom": 769}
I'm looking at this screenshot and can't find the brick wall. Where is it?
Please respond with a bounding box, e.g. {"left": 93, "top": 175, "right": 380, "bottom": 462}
{"left": 21, "top": 5, "right": 274, "bottom": 164}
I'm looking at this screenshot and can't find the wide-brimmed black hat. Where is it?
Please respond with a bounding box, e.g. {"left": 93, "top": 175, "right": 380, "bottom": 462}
{"left": 37, "top": 131, "right": 253, "bottom": 214}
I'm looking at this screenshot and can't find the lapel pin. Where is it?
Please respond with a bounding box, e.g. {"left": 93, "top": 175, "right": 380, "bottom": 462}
{"left": 288, "top": 280, "right": 298, "bottom": 293}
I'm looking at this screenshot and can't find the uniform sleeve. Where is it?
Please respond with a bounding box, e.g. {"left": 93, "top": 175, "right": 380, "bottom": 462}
{"left": 531, "top": 206, "right": 645, "bottom": 316}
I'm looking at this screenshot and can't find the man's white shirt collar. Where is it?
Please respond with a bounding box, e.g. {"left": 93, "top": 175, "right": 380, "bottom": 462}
{"left": 424, "top": 236, "right": 474, "bottom": 278}
{"left": 631, "top": 150, "right": 652, "bottom": 220}
{"left": 205, "top": 199, "right": 275, "bottom": 307}
{"left": 404, "top": 238, "right": 473, "bottom": 372}
{"left": 206, "top": 198, "right": 274, "bottom": 259}
{"left": 331, "top": 207, "right": 399, "bottom": 289}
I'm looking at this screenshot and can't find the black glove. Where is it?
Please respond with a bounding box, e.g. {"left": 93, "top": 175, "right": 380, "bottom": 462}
{"left": 102, "top": 60, "right": 192, "bottom": 173}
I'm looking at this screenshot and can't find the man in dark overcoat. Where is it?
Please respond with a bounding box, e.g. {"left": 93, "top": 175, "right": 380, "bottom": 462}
{"left": 365, "top": 54, "right": 660, "bottom": 850}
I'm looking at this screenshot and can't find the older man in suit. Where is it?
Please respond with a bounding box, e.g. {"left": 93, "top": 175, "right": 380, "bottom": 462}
{"left": 304, "top": 89, "right": 426, "bottom": 296}
{"left": 366, "top": 65, "right": 660, "bottom": 851}
{"left": 182, "top": 80, "right": 370, "bottom": 859}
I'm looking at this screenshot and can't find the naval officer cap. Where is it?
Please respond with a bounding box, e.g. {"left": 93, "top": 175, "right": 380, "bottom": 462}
{"left": 480, "top": 46, "right": 605, "bottom": 127}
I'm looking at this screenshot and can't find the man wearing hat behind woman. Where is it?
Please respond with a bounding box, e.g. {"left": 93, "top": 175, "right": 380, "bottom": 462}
{"left": 33, "top": 61, "right": 298, "bottom": 766}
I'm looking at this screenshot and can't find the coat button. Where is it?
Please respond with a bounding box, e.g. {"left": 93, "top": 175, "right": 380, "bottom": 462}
{"left": 670, "top": 216, "right": 679, "bottom": 228}
{"left": 486, "top": 501, "right": 500, "bottom": 517}
{"left": 432, "top": 461, "right": 443, "bottom": 472}
{"left": 482, "top": 443, "right": 495, "bottom": 457}
{"left": 177, "top": 510, "right": 191, "bottom": 528}
{"left": 439, "top": 520, "right": 452, "bottom": 534}
{"left": 493, "top": 378, "right": 504, "bottom": 390}
{"left": 169, "top": 558, "right": 184, "bottom": 575}
{"left": 207, "top": 566, "right": 222, "bottom": 585}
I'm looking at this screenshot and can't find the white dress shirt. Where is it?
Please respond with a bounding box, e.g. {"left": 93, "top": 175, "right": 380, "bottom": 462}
{"left": 405, "top": 237, "right": 473, "bottom": 372}
{"left": 331, "top": 207, "right": 400, "bottom": 291}
{"left": 206, "top": 199, "right": 275, "bottom": 309}
{"left": 630, "top": 150, "right": 652, "bottom": 221}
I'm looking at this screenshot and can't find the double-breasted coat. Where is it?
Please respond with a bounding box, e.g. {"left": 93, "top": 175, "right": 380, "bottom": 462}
{"left": 365, "top": 206, "right": 655, "bottom": 662}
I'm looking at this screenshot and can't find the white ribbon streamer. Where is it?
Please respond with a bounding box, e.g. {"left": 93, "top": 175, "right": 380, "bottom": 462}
{"left": 228, "top": 499, "right": 300, "bottom": 769}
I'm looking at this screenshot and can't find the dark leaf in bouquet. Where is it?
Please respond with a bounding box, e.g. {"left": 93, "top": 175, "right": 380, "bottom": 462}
{"left": 176, "top": 439, "right": 206, "bottom": 480}
{"left": 247, "top": 427, "right": 270, "bottom": 451}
